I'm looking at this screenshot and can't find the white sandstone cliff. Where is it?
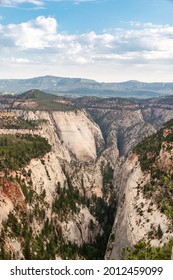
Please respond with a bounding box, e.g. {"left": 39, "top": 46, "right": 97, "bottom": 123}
{"left": 0, "top": 108, "right": 111, "bottom": 259}
{"left": 106, "top": 154, "right": 172, "bottom": 259}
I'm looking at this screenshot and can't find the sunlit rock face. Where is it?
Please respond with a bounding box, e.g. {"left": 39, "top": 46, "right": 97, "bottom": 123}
{"left": 106, "top": 154, "right": 172, "bottom": 260}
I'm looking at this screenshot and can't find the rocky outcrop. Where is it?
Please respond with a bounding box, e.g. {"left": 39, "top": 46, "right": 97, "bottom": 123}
{"left": 106, "top": 153, "right": 173, "bottom": 259}
{"left": 61, "top": 207, "right": 100, "bottom": 245}
{"left": 0, "top": 109, "right": 108, "bottom": 259}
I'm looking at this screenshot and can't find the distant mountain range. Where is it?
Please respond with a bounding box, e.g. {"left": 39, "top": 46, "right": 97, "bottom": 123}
{"left": 1, "top": 75, "right": 173, "bottom": 98}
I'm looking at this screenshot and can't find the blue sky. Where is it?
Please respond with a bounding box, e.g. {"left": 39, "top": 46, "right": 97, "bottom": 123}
{"left": 0, "top": 0, "right": 173, "bottom": 82}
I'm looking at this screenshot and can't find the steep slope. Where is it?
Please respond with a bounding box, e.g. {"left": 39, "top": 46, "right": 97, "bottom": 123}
{"left": 107, "top": 120, "right": 173, "bottom": 260}
{"left": 85, "top": 97, "right": 173, "bottom": 157}
{"left": 0, "top": 109, "right": 116, "bottom": 259}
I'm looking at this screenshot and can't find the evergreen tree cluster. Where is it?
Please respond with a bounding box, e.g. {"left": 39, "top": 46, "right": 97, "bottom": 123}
{"left": 122, "top": 238, "right": 173, "bottom": 260}
{"left": 0, "top": 134, "right": 51, "bottom": 170}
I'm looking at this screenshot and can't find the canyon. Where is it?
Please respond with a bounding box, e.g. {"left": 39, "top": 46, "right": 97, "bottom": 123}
{"left": 0, "top": 91, "right": 173, "bottom": 259}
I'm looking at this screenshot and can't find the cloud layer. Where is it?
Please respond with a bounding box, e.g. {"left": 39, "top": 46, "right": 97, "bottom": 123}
{"left": 0, "top": 0, "right": 98, "bottom": 6}
{"left": 1, "top": 16, "right": 173, "bottom": 81}
{"left": 0, "top": 0, "right": 44, "bottom": 6}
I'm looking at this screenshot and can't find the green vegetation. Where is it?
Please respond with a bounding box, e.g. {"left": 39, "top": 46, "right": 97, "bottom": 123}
{"left": 0, "top": 229, "right": 12, "bottom": 260}
{"left": 88, "top": 194, "right": 116, "bottom": 259}
{"left": 52, "top": 172, "right": 116, "bottom": 259}
{"left": 21, "top": 183, "right": 35, "bottom": 204}
{"left": 0, "top": 125, "right": 115, "bottom": 260}
{"left": 43, "top": 163, "right": 116, "bottom": 259}
{"left": 141, "top": 171, "right": 173, "bottom": 221}
{"left": 133, "top": 130, "right": 163, "bottom": 171}
{"left": 0, "top": 116, "right": 41, "bottom": 130}
{"left": 142, "top": 171, "right": 173, "bottom": 220}
{"left": 0, "top": 210, "right": 100, "bottom": 260}
{"left": 52, "top": 183, "right": 81, "bottom": 219}
{"left": 163, "top": 119, "right": 173, "bottom": 129}
{"left": 103, "top": 163, "right": 114, "bottom": 185}
{"left": 18, "top": 89, "right": 78, "bottom": 111}
{"left": 0, "top": 159, "right": 116, "bottom": 260}
{"left": 0, "top": 213, "right": 61, "bottom": 260}
{"left": 133, "top": 119, "right": 173, "bottom": 171}
{"left": 121, "top": 238, "right": 173, "bottom": 260}
{"left": 0, "top": 134, "right": 51, "bottom": 170}
{"left": 133, "top": 119, "right": 173, "bottom": 221}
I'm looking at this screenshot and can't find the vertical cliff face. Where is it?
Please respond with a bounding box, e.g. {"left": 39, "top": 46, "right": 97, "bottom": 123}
{"left": 0, "top": 109, "right": 117, "bottom": 259}
{"left": 106, "top": 155, "right": 172, "bottom": 259}
{"left": 106, "top": 122, "right": 173, "bottom": 260}
{"left": 14, "top": 109, "right": 104, "bottom": 161}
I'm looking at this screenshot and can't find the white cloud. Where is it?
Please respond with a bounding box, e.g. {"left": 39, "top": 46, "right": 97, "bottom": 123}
{"left": 0, "top": 0, "right": 44, "bottom": 6}
{"left": 0, "top": 0, "right": 100, "bottom": 7}
{"left": 1, "top": 16, "right": 58, "bottom": 49}
{"left": 1, "top": 16, "right": 173, "bottom": 81}
{"left": 1, "top": 56, "right": 30, "bottom": 63}
{"left": 11, "top": 57, "right": 30, "bottom": 63}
